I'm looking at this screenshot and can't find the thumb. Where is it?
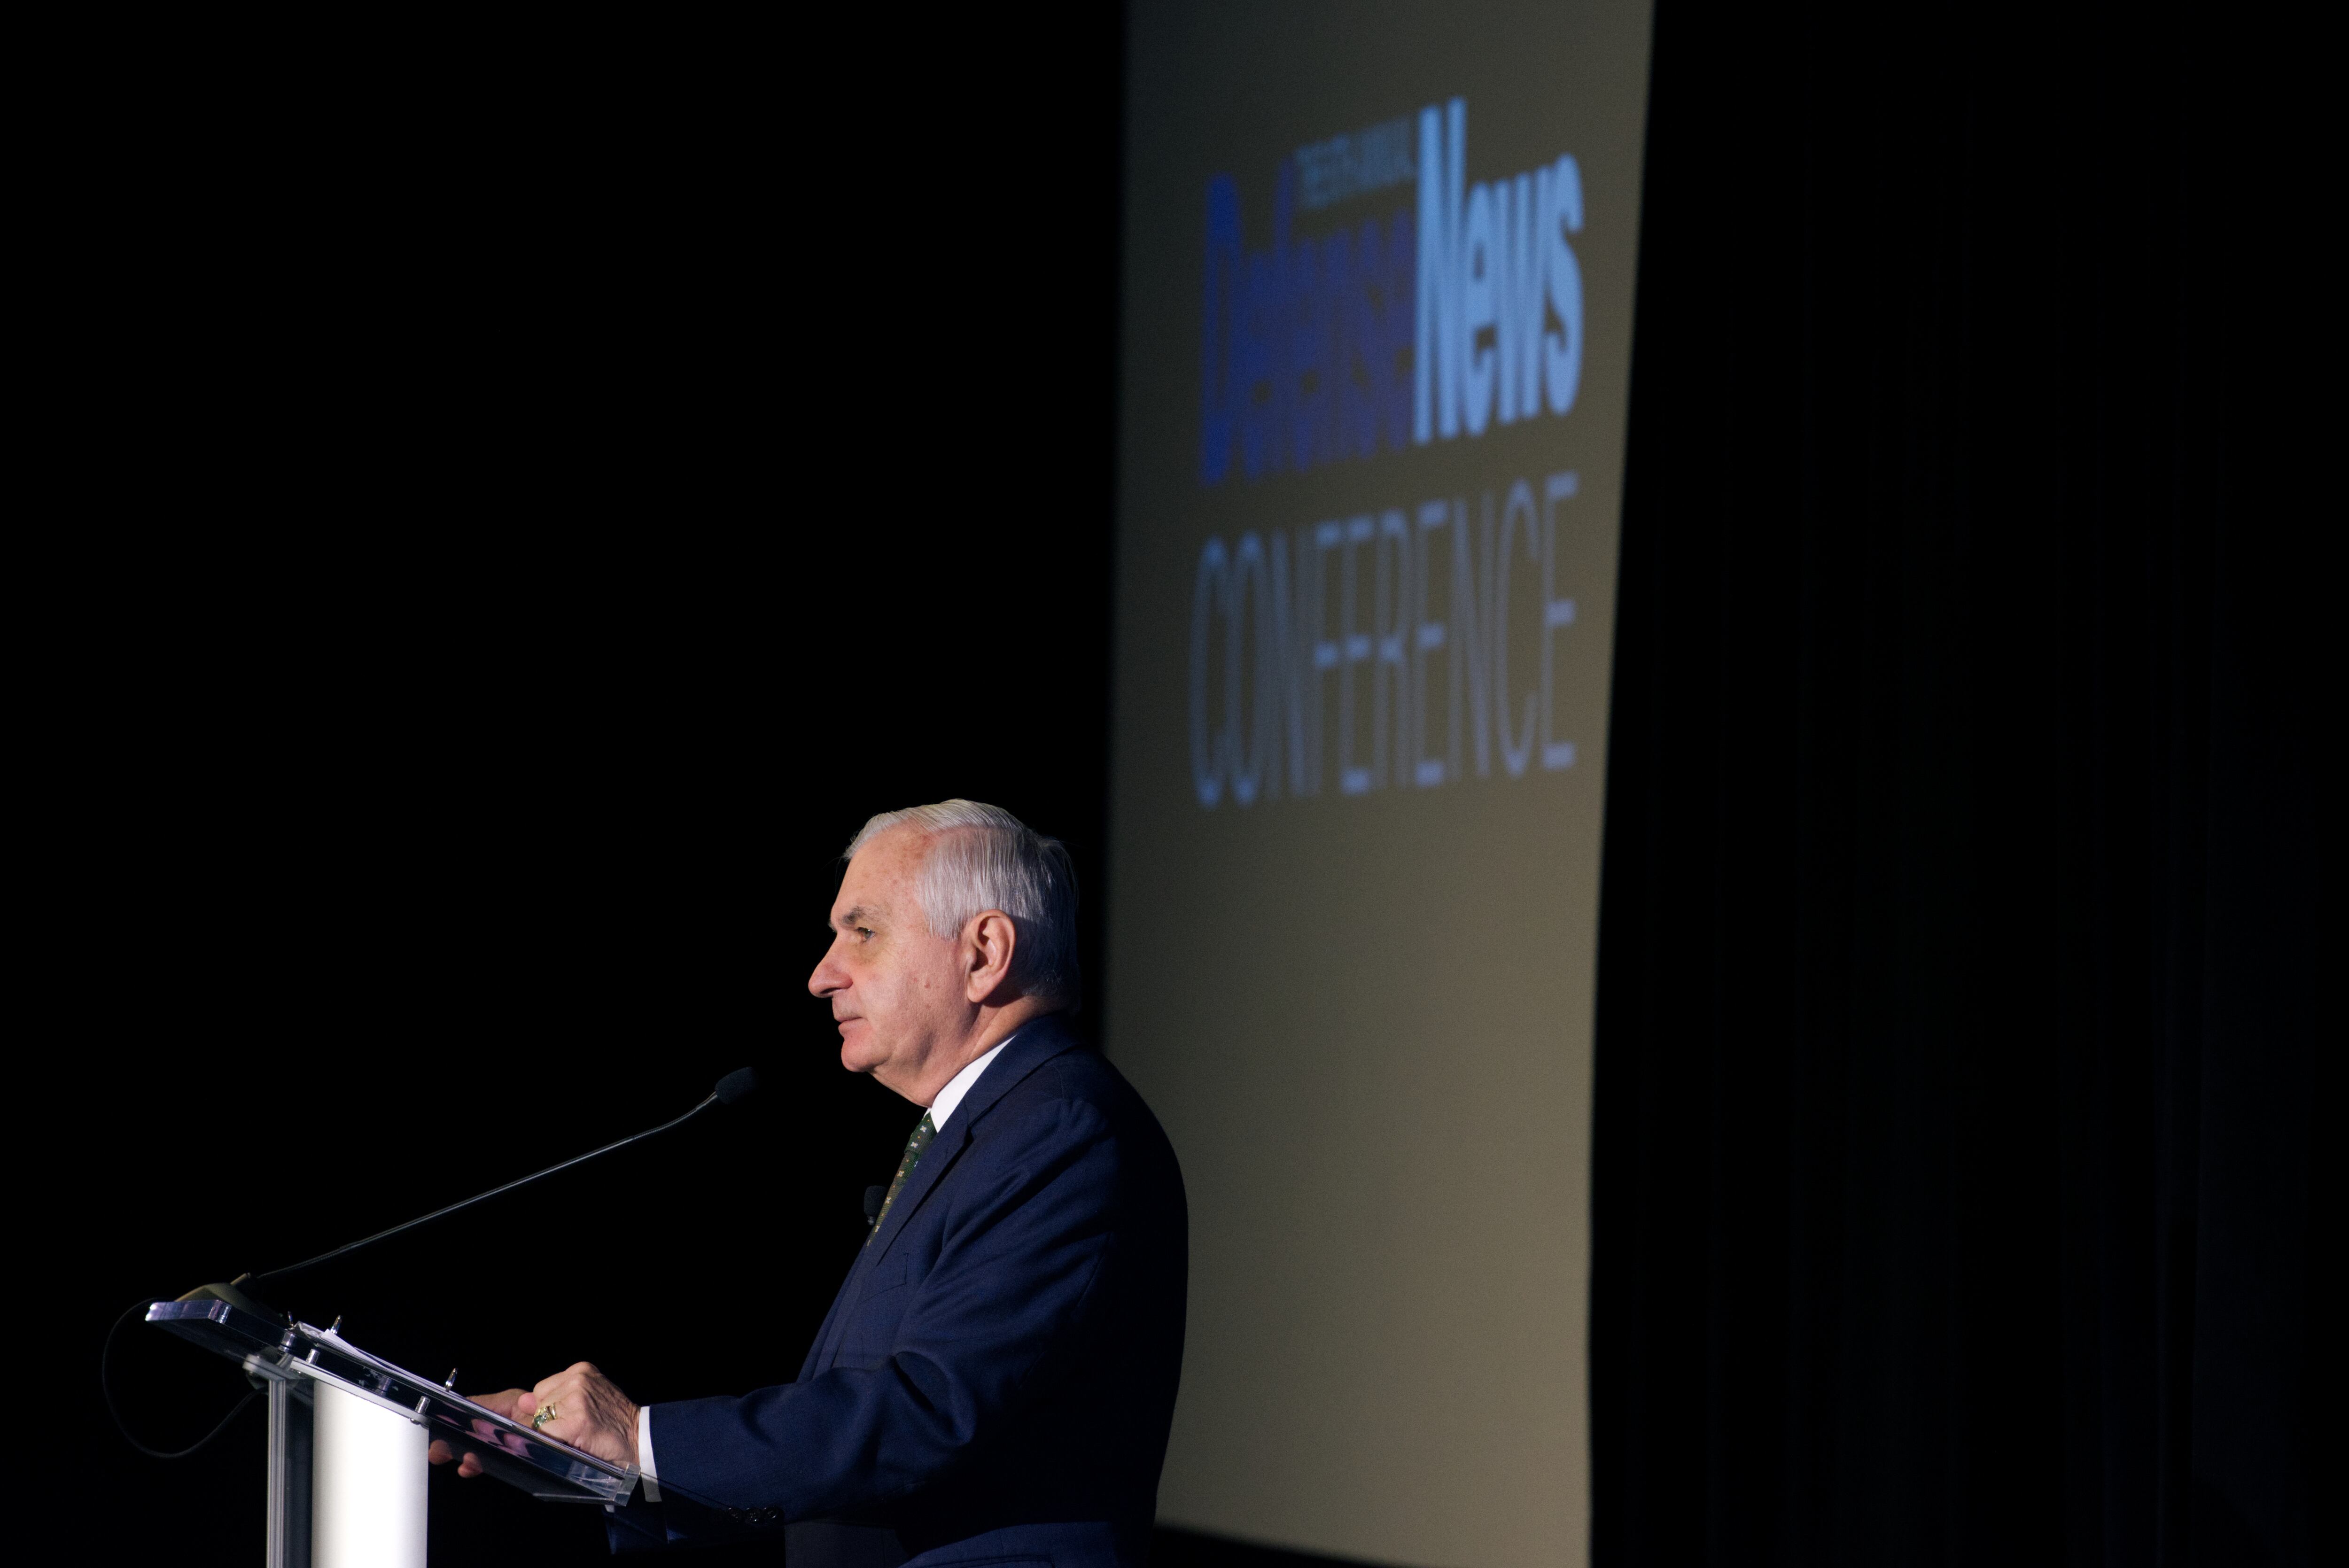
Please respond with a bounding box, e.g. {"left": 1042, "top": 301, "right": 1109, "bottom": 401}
{"left": 461, "top": 1388, "right": 533, "bottom": 1422}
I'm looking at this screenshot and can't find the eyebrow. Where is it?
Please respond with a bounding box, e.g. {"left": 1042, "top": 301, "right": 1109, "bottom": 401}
{"left": 836, "top": 904, "right": 886, "bottom": 928}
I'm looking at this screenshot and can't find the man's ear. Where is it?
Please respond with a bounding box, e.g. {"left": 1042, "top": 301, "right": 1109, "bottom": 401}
{"left": 964, "top": 910, "right": 1019, "bottom": 1004}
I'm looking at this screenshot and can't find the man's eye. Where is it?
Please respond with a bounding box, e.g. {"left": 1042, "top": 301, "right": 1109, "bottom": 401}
{"left": 856, "top": 927, "right": 874, "bottom": 940}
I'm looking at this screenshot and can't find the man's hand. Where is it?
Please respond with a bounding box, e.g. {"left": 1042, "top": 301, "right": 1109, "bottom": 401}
{"left": 518, "top": 1362, "right": 640, "bottom": 1467}
{"left": 426, "top": 1363, "right": 639, "bottom": 1478}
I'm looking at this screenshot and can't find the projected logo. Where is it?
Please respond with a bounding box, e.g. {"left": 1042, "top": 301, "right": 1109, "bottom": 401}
{"left": 1198, "top": 99, "right": 1585, "bottom": 487}
{"left": 1188, "top": 475, "right": 1581, "bottom": 809}
{"left": 1188, "top": 100, "right": 1593, "bottom": 811}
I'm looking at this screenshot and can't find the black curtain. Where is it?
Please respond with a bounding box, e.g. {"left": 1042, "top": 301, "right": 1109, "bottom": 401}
{"left": 1591, "top": 2, "right": 2317, "bottom": 1565}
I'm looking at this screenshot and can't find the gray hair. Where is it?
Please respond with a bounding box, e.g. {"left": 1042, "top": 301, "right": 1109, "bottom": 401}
{"left": 845, "top": 799, "right": 1081, "bottom": 1012}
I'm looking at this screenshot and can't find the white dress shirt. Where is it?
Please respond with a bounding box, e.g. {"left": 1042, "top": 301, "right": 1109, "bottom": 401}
{"left": 635, "top": 1030, "right": 1026, "bottom": 1503}
{"left": 926, "top": 1035, "right": 1014, "bottom": 1132}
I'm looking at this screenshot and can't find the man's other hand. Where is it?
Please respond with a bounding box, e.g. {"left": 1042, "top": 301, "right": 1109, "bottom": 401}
{"left": 426, "top": 1364, "right": 640, "bottom": 1476}
{"left": 427, "top": 1388, "right": 529, "bottom": 1478}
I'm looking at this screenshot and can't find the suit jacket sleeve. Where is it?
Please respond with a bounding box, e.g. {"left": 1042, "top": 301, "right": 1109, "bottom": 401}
{"left": 643, "top": 1092, "right": 1123, "bottom": 1519}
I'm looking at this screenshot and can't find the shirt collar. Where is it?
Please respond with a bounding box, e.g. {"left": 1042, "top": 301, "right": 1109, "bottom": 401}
{"left": 927, "top": 1023, "right": 1032, "bottom": 1130}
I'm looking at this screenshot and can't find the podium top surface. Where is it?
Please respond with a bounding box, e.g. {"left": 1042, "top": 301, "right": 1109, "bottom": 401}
{"left": 148, "top": 1296, "right": 639, "bottom": 1506}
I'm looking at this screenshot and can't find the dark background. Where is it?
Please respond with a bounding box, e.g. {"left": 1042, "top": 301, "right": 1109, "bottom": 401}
{"left": 41, "top": 13, "right": 1128, "bottom": 1566}
{"left": 40, "top": 2, "right": 2315, "bottom": 1565}
{"left": 1587, "top": 2, "right": 2319, "bottom": 1565}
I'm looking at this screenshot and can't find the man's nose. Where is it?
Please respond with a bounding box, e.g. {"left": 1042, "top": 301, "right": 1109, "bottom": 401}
{"left": 809, "top": 944, "right": 846, "bottom": 998}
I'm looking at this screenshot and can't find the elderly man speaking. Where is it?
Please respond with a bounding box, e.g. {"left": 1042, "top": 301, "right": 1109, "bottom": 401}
{"left": 434, "top": 801, "right": 1189, "bottom": 1567}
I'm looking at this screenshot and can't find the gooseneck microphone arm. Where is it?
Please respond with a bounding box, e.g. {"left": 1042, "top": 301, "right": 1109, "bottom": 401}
{"left": 248, "top": 1066, "right": 760, "bottom": 1286}
{"left": 106, "top": 1066, "right": 760, "bottom": 1463}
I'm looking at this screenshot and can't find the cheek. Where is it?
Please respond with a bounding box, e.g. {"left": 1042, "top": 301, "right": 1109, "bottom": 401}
{"left": 873, "top": 943, "right": 958, "bottom": 1014}
{"left": 864, "top": 967, "right": 917, "bottom": 1017}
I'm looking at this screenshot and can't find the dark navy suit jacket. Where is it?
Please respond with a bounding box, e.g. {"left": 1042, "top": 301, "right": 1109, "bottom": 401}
{"left": 607, "top": 1019, "right": 1188, "bottom": 1568}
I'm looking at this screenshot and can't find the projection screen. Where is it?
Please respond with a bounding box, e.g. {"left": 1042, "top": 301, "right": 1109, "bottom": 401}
{"left": 1106, "top": 4, "right": 1653, "bottom": 1566}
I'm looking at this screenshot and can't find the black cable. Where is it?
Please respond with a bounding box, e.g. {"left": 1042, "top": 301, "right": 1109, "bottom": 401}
{"left": 101, "top": 1297, "right": 261, "bottom": 1459}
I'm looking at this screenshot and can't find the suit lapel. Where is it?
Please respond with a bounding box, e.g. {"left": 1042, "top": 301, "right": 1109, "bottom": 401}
{"left": 803, "top": 1272, "right": 857, "bottom": 1378}
{"left": 806, "top": 1199, "right": 902, "bottom": 1372}
{"left": 862, "top": 1018, "right": 1081, "bottom": 1267}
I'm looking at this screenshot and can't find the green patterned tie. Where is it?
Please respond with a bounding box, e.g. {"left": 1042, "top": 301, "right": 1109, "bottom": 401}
{"left": 867, "top": 1112, "right": 936, "bottom": 1244}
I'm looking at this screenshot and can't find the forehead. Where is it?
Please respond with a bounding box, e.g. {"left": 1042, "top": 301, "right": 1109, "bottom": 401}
{"left": 832, "top": 825, "right": 927, "bottom": 915}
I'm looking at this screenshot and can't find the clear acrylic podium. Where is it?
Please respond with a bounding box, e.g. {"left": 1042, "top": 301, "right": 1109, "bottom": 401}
{"left": 148, "top": 1289, "right": 638, "bottom": 1568}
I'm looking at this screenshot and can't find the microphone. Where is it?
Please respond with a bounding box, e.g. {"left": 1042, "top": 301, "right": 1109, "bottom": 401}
{"left": 117, "top": 1067, "right": 764, "bottom": 1458}
{"left": 863, "top": 1185, "right": 888, "bottom": 1227}
{"left": 238, "top": 1067, "right": 762, "bottom": 1292}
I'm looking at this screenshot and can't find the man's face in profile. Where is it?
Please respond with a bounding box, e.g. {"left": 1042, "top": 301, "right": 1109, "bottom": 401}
{"left": 809, "top": 827, "right": 961, "bottom": 1096}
